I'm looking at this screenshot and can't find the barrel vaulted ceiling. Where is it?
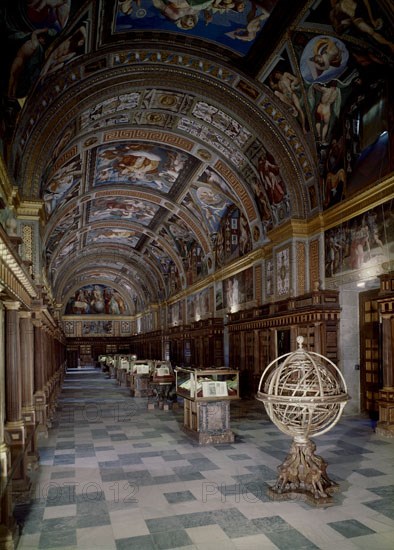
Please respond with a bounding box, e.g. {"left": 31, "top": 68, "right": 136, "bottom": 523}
{"left": 1, "top": 0, "right": 393, "bottom": 313}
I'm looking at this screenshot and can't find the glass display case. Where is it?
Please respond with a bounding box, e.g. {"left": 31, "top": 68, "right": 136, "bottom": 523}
{"left": 175, "top": 367, "right": 239, "bottom": 444}
{"left": 150, "top": 361, "right": 176, "bottom": 407}
{"left": 175, "top": 368, "right": 239, "bottom": 401}
{"left": 128, "top": 360, "right": 154, "bottom": 397}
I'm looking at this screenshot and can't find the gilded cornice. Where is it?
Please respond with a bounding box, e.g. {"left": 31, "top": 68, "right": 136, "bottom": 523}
{"left": 264, "top": 174, "right": 394, "bottom": 241}
{"left": 62, "top": 314, "right": 137, "bottom": 321}
{"left": 0, "top": 224, "right": 37, "bottom": 305}
{"left": 266, "top": 219, "right": 309, "bottom": 245}
{"left": 321, "top": 175, "right": 394, "bottom": 230}
{"left": 17, "top": 199, "right": 45, "bottom": 221}
{"left": 163, "top": 247, "right": 267, "bottom": 307}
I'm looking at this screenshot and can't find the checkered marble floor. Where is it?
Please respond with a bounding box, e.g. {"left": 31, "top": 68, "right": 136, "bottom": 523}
{"left": 15, "top": 367, "right": 394, "bottom": 549}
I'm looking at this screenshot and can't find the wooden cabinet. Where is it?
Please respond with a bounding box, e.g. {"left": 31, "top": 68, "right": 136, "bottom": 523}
{"left": 189, "top": 318, "right": 224, "bottom": 368}
{"left": 227, "top": 290, "right": 340, "bottom": 397}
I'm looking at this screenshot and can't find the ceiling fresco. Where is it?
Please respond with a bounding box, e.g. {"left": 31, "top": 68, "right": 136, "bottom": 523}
{"left": 0, "top": 0, "right": 393, "bottom": 313}
{"left": 114, "top": 0, "right": 279, "bottom": 55}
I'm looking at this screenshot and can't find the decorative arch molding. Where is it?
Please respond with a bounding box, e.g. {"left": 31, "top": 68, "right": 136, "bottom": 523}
{"left": 14, "top": 63, "right": 314, "bottom": 222}
{"left": 43, "top": 187, "right": 214, "bottom": 255}
{"left": 53, "top": 248, "right": 164, "bottom": 304}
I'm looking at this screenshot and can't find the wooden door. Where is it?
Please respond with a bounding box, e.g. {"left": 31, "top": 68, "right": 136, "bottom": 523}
{"left": 359, "top": 289, "right": 381, "bottom": 418}
{"left": 66, "top": 349, "right": 78, "bottom": 368}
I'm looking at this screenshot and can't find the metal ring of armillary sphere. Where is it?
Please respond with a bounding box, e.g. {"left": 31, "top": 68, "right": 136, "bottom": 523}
{"left": 256, "top": 335, "right": 350, "bottom": 506}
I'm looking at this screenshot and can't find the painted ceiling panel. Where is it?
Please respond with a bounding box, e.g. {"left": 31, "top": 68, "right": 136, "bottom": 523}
{"left": 113, "top": 0, "right": 279, "bottom": 56}
{"left": 1, "top": 0, "right": 393, "bottom": 312}
{"left": 92, "top": 142, "right": 190, "bottom": 190}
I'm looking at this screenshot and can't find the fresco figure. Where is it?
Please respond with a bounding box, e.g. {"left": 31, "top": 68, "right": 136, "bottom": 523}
{"left": 40, "top": 23, "right": 87, "bottom": 79}
{"left": 300, "top": 35, "right": 348, "bottom": 84}
{"left": 27, "top": 0, "right": 71, "bottom": 31}
{"left": 8, "top": 28, "right": 53, "bottom": 98}
{"left": 226, "top": 4, "right": 269, "bottom": 41}
{"left": 349, "top": 221, "right": 369, "bottom": 270}
{"left": 268, "top": 69, "right": 307, "bottom": 133}
{"left": 307, "top": 36, "right": 344, "bottom": 80}
{"left": 324, "top": 168, "right": 346, "bottom": 207}
{"left": 153, "top": 0, "right": 210, "bottom": 29}
{"left": 153, "top": 0, "right": 246, "bottom": 30}
{"left": 310, "top": 82, "right": 341, "bottom": 145}
{"left": 257, "top": 151, "right": 286, "bottom": 205}
{"left": 329, "top": 0, "right": 394, "bottom": 54}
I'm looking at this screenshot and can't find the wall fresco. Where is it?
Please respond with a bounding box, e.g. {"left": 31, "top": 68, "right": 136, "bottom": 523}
{"left": 43, "top": 155, "right": 82, "bottom": 214}
{"left": 65, "top": 284, "right": 128, "bottom": 315}
{"left": 215, "top": 206, "right": 252, "bottom": 268}
{"left": 325, "top": 199, "right": 394, "bottom": 279}
{"left": 187, "top": 287, "right": 211, "bottom": 321}
{"left": 221, "top": 266, "right": 253, "bottom": 310}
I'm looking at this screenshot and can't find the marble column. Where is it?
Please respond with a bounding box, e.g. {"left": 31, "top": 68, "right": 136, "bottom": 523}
{"left": 3, "top": 301, "right": 30, "bottom": 493}
{"left": 0, "top": 299, "right": 16, "bottom": 549}
{"left": 19, "top": 312, "right": 39, "bottom": 467}
{"left": 33, "top": 317, "right": 48, "bottom": 436}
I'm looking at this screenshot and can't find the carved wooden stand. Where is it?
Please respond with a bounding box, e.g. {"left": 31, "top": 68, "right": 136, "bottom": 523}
{"left": 269, "top": 438, "right": 339, "bottom": 506}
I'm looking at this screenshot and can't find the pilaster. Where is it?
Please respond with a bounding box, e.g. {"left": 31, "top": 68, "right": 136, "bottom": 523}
{"left": 19, "top": 312, "right": 39, "bottom": 468}
{"left": 32, "top": 317, "right": 48, "bottom": 437}
{"left": 376, "top": 272, "right": 394, "bottom": 437}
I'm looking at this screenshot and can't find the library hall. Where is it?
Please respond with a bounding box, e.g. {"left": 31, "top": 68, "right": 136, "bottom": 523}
{"left": 0, "top": 1, "right": 393, "bottom": 549}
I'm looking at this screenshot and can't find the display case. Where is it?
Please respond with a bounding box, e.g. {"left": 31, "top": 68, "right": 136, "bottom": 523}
{"left": 150, "top": 361, "right": 176, "bottom": 407}
{"left": 175, "top": 368, "right": 239, "bottom": 401}
{"left": 128, "top": 360, "right": 154, "bottom": 397}
{"left": 152, "top": 361, "right": 175, "bottom": 385}
{"left": 175, "top": 368, "right": 239, "bottom": 444}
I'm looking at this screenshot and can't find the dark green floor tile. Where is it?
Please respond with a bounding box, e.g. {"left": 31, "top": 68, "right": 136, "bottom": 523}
{"left": 76, "top": 499, "right": 108, "bottom": 516}
{"left": 100, "top": 469, "right": 127, "bottom": 482}
{"left": 353, "top": 468, "right": 385, "bottom": 477}
{"left": 228, "top": 453, "right": 251, "bottom": 460}
{"left": 111, "top": 434, "right": 128, "bottom": 441}
{"left": 116, "top": 535, "right": 156, "bottom": 549}
{"left": 266, "top": 530, "right": 318, "bottom": 549}
{"left": 164, "top": 490, "right": 196, "bottom": 503}
{"left": 177, "top": 511, "right": 216, "bottom": 528}
{"left": 223, "top": 521, "right": 261, "bottom": 538}
{"left": 363, "top": 498, "right": 394, "bottom": 520}
{"left": 151, "top": 529, "right": 193, "bottom": 549}
{"left": 56, "top": 441, "right": 76, "bottom": 450}
{"left": 368, "top": 485, "right": 394, "bottom": 497}
{"left": 118, "top": 453, "right": 143, "bottom": 464}
{"left": 146, "top": 515, "right": 183, "bottom": 533}
{"left": 212, "top": 507, "right": 248, "bottom": 526}
{"left": 187, "top": 458, "right": 219, "bottom": 471}
{"left": 39, "top": 529, "right": 77, "bottom": 548}
{"left": 51, "top": 470, "right": 76, "bottom": 479}
{"left": 41, "top": 516, "right": 77, "bottom": 531}
{"left": 245, "top": 464, "right": 277, "bottom": 479}
{"left": 172, "top": 466, "right": 204, "bottom": 481}
{"left": 20, "top": 520, "right": 43, "bottom": 535}
{"left": 328, "top": 519, "right": 376, "bottom": 538}
{"left": 77, "top": 512, "right": 111, "bottom": 528}
{"left": 152, "top": 474, "right": 179, "bottom": 484}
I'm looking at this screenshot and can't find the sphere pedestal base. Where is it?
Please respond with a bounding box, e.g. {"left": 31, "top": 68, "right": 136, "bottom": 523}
{"left": 268, "top": 439, "right": 339, "bottom": 506}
